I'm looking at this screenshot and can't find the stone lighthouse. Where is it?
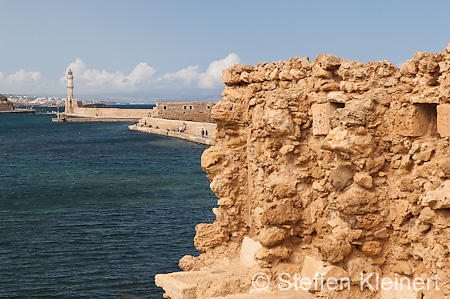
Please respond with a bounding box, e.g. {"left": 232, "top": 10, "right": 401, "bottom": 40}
{"left": 67, "top": 69, "right": 74, "bottom": 99}
{"left": 65, "top": 69, "right": 75, "bottom": 115}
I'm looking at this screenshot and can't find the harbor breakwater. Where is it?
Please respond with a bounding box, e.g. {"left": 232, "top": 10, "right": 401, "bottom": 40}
{"left": 129, "top": 117, "right": 216, "bottom": 146}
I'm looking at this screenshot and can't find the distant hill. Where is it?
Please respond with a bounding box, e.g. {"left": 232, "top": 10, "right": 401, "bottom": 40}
{"left": 0, "top": 94, "right": 8, "bottom": 101}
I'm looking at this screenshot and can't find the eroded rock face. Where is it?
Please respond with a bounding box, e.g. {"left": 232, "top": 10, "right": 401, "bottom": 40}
{"left": 181, "top": 44, "right": 450, "bottom": 297}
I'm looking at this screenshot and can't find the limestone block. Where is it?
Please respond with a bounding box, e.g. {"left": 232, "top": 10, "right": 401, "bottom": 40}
{"left": 354, "top": 172, "right": 373, "bottom": 189}
{"left": 321, "top": 126, "right": 373, "bottom": 156}
{"left": 391, "top": 260, "right": 412, "bottom": 276}
{"left": 440, "top": 158, "right": 450, "bottom": 178}
{"left": 311, "top": 103, "right": 337, "bottom": 135}
{"left": 194, "top": 222, "right": 226, "bottom": 252}
{"left": 410, "top": 94, "right": 439, "bottom": 104}
{"left": 326, "top": 91, "right": 349, "bottom": 103}
{"left": 329, "top": 165, "right": 355, "bottom": 190}
{"left": 240, "top": 237, "right": 262, "bottom": 267}
{"left": 400, "top": 60, "right": 418, "bottom": 75}
{"left": 301, "top": 256, "right": 349, "bottom": 290}
{"left": 346, "top": 257, "right": 380, "bottom": 284}
{"left": 317, "top": 235, "right": 353, "bottom": 263}
{"left": 361, "top": 241, "right": 382, "bottom": 256}
{"left": 320, "top": 265, "right": 349, "bottom": 281}
{"left": 257, "top": 226, "right": 286, "bottom": 247}
{"left": 418, "top": 207, "right": 435, "bottom": 223}
{"left": 421, "top": 180, "right": 450, "bottom": 209}
{"left": 301, "top": 256, "right": 324, "bottom": 284}
{"left": 439, "top": 73, "right": 450, "bottom": 98}
{"left": 263, "top": 108, "right": 294, "bottom": 136}
{"left": 155, "top": 270, "right": 206, "bottom": 299}
{"left": 437, "top": 104, "right": 450, "bottom": 137}
{"left": 279, "top": 144, "right": 295, "bottom": 155}
{"left": 222, "top": 89, "right": 244, "bottom": 99}
{"left": 254, "top": 246, "right": 291, "bottom": 265}
{"left": 379, "top": 279, "right": 419, "bottom": 299}
{"left": 434, "top": 209, "right": 450, "bottom": 229}
{"left": 201, "top": 146, "right": 224, "bottom": 174}
{"left": 394, "top": 105, "right": 432, "bottom": 137}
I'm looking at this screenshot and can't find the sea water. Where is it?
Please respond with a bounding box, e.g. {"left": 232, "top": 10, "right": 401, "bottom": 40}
{"left": 0, "top": 114, "right": 216, "bottom": 298}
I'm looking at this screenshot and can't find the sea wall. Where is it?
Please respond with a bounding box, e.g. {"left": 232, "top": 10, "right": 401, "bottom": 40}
{"left": 129, "top": 124, "right": 214, "bottom": 146}
{"left": 166, "top": 44, "right": 450, "bottom": 298}
{"left": 139, "top": 117, "right": 216, "bottom": 138}
{"left": 67, "top": 106, "right": 153, "bottom": 119}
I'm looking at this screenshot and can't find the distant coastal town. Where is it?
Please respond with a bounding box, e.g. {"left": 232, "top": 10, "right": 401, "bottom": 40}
{"left": 3, "top": 94, "right": 127, "bottom": 107}
{"left": 5, "top": 94, "right": 65, "bottom": 106}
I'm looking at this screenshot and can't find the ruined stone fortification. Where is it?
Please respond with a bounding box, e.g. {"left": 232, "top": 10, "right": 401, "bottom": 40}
{"left": 152, "top": 102, "right": 215, "bottom": 123}
{"left": 0, "top": 94, "right": 13, "bottom": 111}
{"left": 157, "top": 44, "right": 450, "bottom": 299}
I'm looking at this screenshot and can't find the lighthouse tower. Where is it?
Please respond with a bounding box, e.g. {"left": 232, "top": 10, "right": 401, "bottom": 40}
{"left": 65, "top": 69, "right": 75, "bottom": 115}
{"left": 67, "top": 69, "right": 74, "bottom": 99}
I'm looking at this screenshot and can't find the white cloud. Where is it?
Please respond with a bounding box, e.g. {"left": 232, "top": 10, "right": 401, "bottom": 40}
{"left": 159, "top": 65, "right": 200, "bottom": 86}
{"left": 0, "top": 53, "right": 240, "bottom": 95}
{"left": 62, "top": 53, "right": 240, "bottom": 93}
{"left": 160, "top": 53, "right": 240, "bottom": 89}
{"left": 198, "top": 53, "right": 240, "bottom": 88}
{"left": 127, "top": 62, "right": 157, "bottom": 84}
{"left": 0, "top": 69, "right": 42, "bottom": 88}
{"left": 0, "top": 69, "right": 44, "bottom": 93}
{"left": 61, "top": 59, "right": 157, "bottom": 92}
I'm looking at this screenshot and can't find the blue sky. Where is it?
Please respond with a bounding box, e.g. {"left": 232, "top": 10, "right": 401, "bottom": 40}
{"left": 1, "top": 0, "right": 450, "bottom": 101}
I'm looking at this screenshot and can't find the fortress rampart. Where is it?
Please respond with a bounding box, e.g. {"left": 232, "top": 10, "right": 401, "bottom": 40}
{"left": 150, "top": 101, "right": 215, "bottom": 123}
{"left": 156, "top": 44, "right": 450, "bottom": 298}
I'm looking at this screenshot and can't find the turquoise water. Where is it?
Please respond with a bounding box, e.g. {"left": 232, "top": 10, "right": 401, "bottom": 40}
{"left": 0, "top": 114, "right": 216, "bottom": 298}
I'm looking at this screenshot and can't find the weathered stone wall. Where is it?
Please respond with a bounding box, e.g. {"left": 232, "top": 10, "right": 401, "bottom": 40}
{"left": 153, "top": 101, "right": 214, "bottom": 123}
{"left": 181, "top": 44, "right": 450, "bottom": 298}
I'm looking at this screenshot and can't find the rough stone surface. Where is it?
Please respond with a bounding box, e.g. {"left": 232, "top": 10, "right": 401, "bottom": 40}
{"left": 194, "top": 222, "right": 227, "bottom": 252}
{"left": 158, "top": 45, "right": 450, "bottom": 299}
{"left": 254, "top": 246, "right": 291, "bottom": 267}
{"left": 257, "top": 226, "right": 286, "bottom": 247}
{"left": 361, "top": 241, "right": 383, "bottom": 256}
{"left": 328, "top": 165, "right": 355, "bottom": 190}
{"left": 437, "top": 103, "right": 450, "bottom": 137}
{"left": 353, "top": 172, "right": 373, "bottom": 189}
{"left": 420, "top": 180, "right": 450, "bottom": 209}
